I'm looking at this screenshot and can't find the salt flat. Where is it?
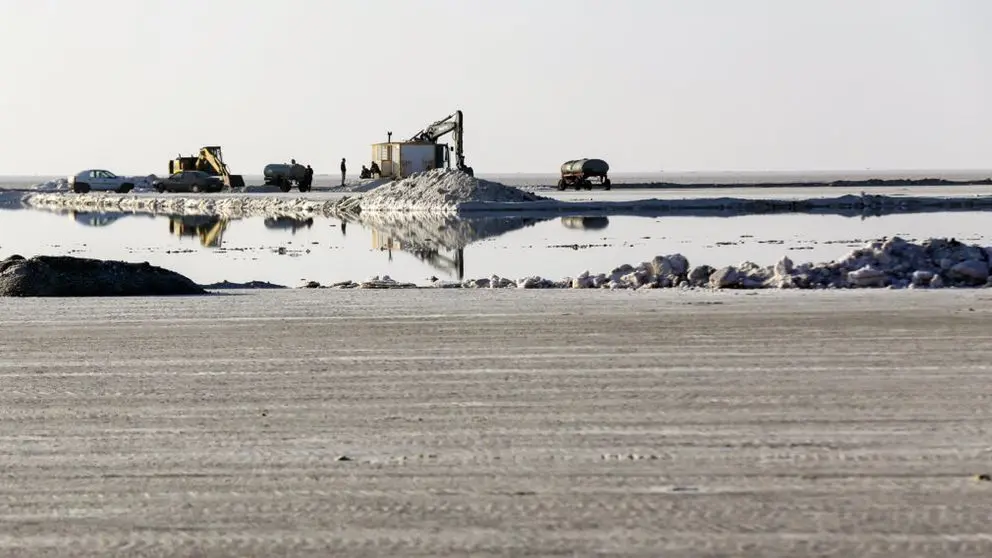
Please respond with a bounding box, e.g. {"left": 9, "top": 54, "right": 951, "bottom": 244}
{"left": 2, "top": 289, "right": 992, "bottom": 557}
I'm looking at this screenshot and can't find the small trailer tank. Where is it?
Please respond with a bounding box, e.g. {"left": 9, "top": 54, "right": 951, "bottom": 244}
{"left": 558, "top": 158, "right": 611, "bottom": 191}
{"left": 264, "top": 163, "right": 309, "bottom": 192}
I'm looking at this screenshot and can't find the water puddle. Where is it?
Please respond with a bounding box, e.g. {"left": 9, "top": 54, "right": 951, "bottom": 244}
{"left": 0, "top": 208, "right": 988, "bottom": 286}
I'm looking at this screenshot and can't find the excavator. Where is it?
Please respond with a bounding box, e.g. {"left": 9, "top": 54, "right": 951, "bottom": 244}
{"left": 168, "top": 146, "right": 246, "bottom": 189}
{"left": 408, "top": 110, "right": 474, "bottom": 176}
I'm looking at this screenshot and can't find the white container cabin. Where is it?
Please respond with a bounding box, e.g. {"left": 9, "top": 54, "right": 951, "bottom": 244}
{"left": 370, "top": 140, "right": 450, "bottom": 179}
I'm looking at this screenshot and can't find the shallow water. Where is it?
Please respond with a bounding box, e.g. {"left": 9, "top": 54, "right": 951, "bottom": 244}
{"left": 0, "top": 207, "right": 988, "bottom": 286}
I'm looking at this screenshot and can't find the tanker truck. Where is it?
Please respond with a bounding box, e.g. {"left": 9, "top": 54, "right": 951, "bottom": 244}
{"left": 264, "top": 162, "right": 311, "bottom": 192}
{"left": 558, "top": 158, "right": 611, "bottom": 191}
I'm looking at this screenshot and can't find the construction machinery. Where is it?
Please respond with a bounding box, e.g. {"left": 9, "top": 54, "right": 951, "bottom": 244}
{"left": 168, "top": 215, "right": 230, "bottom": 248}
{"left": 371, "top": 110, "right": 474, "bottom": 179}
{"left": 168, "top": 146, "right": 245, "bottom": 189}
{"left": 558, "top": 158, "right": 611, "bottom": 191}
{"left": 408, "top": 110, "right": 473, "bottom": 176}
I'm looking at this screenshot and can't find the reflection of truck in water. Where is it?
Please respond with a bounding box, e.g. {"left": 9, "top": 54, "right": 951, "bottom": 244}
{"left": 168, "top": 215, "right": 229, "bottom": 248}
{"left": 263, "top": 163, "right": 311, "bottom": 192}
{"left": 561, "top": 216, "right": 610, "bottom": 230}
{"left": 264, "top": 216, "right": 314, "bottom": 234}
{"left": 70, "top": 211, "right": 129, "bottom": 227}
{"left": 558, "top": 158, "right": 611, "bottom": 191}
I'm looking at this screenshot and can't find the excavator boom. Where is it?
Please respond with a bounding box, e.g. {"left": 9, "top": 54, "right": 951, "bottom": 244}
{"left": 408, "top": 110, "right": 472, "bottom": 176}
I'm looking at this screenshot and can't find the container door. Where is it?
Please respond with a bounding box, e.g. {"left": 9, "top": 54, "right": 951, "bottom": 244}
{"left": 434, "top": 145, "right": 445, "bottom": 169}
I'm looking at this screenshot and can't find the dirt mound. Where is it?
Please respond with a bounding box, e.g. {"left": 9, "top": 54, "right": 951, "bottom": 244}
{"left": 337, "top": 169, "right": 549, "bottom": 213}
{"left": 0, "top": 255, "right": 206, "bottom": 297}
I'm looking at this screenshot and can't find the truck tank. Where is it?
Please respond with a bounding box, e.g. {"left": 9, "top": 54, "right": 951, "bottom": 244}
{"left": 561, "top": 159, "right": 610, "bottom": 176}
{"left": 263, "top": 163, "right": 307, "bottom": 182}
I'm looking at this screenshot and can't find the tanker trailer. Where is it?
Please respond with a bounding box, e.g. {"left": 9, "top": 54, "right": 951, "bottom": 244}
{"left": 263, "top": 163, "right": 309, "bottom": 192}
{"left": 558, "top": 158, "right": 611, "bottom": 191}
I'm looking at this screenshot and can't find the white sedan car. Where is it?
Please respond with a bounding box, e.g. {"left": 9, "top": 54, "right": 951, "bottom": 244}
{"left": 67, "top": 169, "right": 136, "bottom": 194}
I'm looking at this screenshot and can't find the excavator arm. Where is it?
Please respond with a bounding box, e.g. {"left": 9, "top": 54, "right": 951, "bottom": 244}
{"left": 197, "top": 146, "right": 245, "bottom": 189}
{"left": 408, "top": 110, "right": 473, "bottom": 176}
{"left": 199, "top": 146, "right": 230, "bottom": 177}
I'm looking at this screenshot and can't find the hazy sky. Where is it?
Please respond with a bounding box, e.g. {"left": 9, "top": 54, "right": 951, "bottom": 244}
{"left": 1, "top": 0, "right": 989, "bottom": 175}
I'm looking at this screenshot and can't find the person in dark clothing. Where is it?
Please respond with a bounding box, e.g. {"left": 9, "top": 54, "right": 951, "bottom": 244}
{"left": 360, "top": 165, "right": 371, "bottom": 179}
{"left": 369, "top": 161, "right": 381, "bottom": 178}
{"left": 304, "top": 165, "right": 313, "bottom": 191}
{"left": 340, "top": 158, "right": 347, "bottom": 186}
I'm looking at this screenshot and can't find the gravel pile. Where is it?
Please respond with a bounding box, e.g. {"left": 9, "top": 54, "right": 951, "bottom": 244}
{"left": 300, "top": 237, "right": 992, "bottom": 290}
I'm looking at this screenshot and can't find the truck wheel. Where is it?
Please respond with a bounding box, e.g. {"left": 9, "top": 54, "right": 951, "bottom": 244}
{"left": 604, "top": 178, "right": 611, "bottom": 191}
{"left": 155, "top": 185, "right": 165, "bottom": 193}
{"left": 280, "top": 182, "right": 291, "bottom": 193}
{"left": 557, "top": 179, "right": 566, "bottom": 191}
{"left": 73, "top": 183, "right": 90, "bottom": 194}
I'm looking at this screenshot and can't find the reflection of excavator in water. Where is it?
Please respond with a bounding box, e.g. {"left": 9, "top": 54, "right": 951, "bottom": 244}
{"left": 168, "top": 215, "right": 230, "bottom": 248}
{"left": 168, "top": 146, "right": 245, "bottom": 189}
{"left": 371, "top": 229, "right": 465, "bottom": 279}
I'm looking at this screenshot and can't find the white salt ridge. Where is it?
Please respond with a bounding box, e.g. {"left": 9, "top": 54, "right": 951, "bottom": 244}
{"left": 22, "top": 192, "right": 339, "bottom": 219}
{"left": 296, "top": 237, "right": 992, "bottom": 291}
{"left": 21, "top": 188, "right": 992, "bottom": 221}
{"left": 324, "top": 178, "right": 393, "bottom": 193}
{"left": 336, "top": 169, "right": 548, "bottom": 214}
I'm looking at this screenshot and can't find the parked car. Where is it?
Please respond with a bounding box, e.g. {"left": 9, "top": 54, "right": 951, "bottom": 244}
{"left": 67, "top": 169, "right": 136, "bottom": 194}
{"left": 153, "top": 170, "right": 225, "bottom": 193}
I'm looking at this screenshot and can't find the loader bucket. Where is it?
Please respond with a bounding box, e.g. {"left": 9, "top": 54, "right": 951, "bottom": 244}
{"left": 224, "top": 175, "right": 246, "bottom": 189}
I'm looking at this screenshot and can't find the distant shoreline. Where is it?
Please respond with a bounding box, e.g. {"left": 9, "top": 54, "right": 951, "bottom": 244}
{"left": 588, "top": 177, "right": 992, "bottom": 190}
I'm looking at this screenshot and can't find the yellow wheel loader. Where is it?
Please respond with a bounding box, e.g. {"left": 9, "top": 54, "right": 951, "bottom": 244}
{"left": 168, "top": 146, "right": 245, "bottom": 189}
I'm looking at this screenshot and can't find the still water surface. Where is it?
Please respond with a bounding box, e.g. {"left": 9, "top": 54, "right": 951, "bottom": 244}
{"left": 0, "top": 208, "right": 988, "bottom": 286}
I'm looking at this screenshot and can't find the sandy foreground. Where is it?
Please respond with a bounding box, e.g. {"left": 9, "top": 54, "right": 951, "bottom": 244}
{"left": 2, "top": 289, "right": 992, "bottom": 557}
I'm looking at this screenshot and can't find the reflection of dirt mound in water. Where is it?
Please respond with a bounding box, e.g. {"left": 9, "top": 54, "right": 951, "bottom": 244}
{"left": 350, "top": 212, "right": 550, "bottom": 251}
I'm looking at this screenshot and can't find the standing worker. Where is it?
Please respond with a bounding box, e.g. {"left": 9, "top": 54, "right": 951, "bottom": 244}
{"left": 340, "top": 158, "right": 347, "bottom": 186}
{"left": 304, "top": 164, "right": 313, "bottom": 191}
